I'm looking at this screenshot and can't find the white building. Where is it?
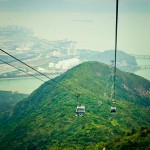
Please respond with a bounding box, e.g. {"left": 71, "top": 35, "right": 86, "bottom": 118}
{"left": 49, "top": 63, "right": 55, "bottom": 68}
{"left": 37, "top": 67, "right": 46, "bottom": 72}
{"left": 55, "top": 58, "right": 80, "bottom": 70}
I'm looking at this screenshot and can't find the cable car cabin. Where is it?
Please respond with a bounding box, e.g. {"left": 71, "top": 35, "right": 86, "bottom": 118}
{"left": 112, "top": 99, "right": 116, "bottom": 104}
{"left": 110, "top": 107, "right": 116, "bottom": 113}
{"left": 76, "top": 106, "right": 85, "bottom": 116}
{"left": 98, "top": 101, "right": 102, "bottom": 107}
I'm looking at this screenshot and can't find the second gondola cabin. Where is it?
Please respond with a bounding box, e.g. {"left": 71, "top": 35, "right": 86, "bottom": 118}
{"left": 98, "top": 101, "right": 103, "bottom": 107}
{"left": 76, "top": 105, "right": 85, "bottom": 116}
{"left": 110, "top": 107, "right": 116, "bottom": 113}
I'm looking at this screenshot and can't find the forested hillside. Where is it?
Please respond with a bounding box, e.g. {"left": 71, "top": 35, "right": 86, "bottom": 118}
{"left": 105, "top": 127, "right": 150, "bottom": 149}
{"left": 0, "top": 91, "right": 28, "bottom": 137}
{"left": 0, "top": 61, "right": 149, "bottom": 150}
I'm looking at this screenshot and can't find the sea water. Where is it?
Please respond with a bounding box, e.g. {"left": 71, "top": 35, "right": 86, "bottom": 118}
{"left": 0, "top": 77, "right": 49, "bottom": 94}
{"left": 134, "top": 59, "right": 150, "bottom": 81}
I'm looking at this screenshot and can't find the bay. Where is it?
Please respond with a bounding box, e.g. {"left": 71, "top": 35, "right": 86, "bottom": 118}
{"left": 134, "top": 59, "right": 150, "bottom": 81}
{"left": 0, "top": 77, "right": 49, "bottom": 94}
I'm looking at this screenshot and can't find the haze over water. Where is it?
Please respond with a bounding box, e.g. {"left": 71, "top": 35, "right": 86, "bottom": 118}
{"left": 0, "top": 0, "right": 150, "bottom": 54}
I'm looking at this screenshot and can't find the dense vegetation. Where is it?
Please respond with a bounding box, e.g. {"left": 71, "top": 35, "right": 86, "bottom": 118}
{"left": 0, "top": 90, "right": 28, "bottom": 115}
{"left": 0, "top": 61, "right": 149, "bottom": 150}
{"left": 0, "top": 91, "right": 28, "bottom": 137}
{"left": 105, "top": 127, "right": 150, "bottom": 149}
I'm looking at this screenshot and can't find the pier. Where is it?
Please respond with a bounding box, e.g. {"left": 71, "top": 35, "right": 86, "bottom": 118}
{"left": 139, "top": 65, "right": 150, "bottom": 70}
{"left": 130, "top": 54, "right": 150, "bottom": 60}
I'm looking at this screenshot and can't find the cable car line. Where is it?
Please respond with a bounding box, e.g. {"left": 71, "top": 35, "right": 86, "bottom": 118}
{"left": 0, "top": 58, "right": 84, "bottom": 114}
{"left": 114, "top": 0, "right": 119, "bottom": 102}
{"left": 0, "top": 57, "right": 84, "bottom": 110}
{"left": 0, "top": 58, "right": 47, "bottom": 83}
{"left": 0, "top": 0, "right": 119, "bottom": 115}
{"left": 0, "top": 49, "right": 79, "bottom": 96}
{"left": 0, "top": 49, "right": 52, "bottom": 80}
{"left": 110, "top": 0, "right": 119, "bottom": 114}
{"left": 0, "top": 50, "right": 85, "bottom": 115}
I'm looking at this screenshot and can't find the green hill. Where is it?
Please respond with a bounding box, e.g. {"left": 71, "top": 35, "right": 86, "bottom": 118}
{"left": 0, "top": 61, "right": 149, "bottom": 150}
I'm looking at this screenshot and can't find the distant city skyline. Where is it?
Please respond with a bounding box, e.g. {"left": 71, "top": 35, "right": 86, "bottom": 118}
{"left": 0, "top": 0, "right": 150, "bottom": 55}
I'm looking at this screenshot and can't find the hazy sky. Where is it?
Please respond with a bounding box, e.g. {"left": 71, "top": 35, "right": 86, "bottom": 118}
{"left": 0, "top": 0, "right": 150, "bottom": 54}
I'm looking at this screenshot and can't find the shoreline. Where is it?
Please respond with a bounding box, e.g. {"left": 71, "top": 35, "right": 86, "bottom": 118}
{"left": 0, "top": 76, "right": 46, "bottom": 80}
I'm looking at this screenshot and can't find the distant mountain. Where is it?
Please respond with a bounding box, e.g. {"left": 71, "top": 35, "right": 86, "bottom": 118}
{"left": 0, "top": 61, "right": 149, "bottom": 150}
{"left": 79, "top": 49, "right": 138, "bottom": 72}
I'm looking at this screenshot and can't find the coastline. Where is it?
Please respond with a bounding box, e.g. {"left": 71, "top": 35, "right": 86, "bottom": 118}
{"left": 0, "top": 76, "right": 38, "bottom": 80}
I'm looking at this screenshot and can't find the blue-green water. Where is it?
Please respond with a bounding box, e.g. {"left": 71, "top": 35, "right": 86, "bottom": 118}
{"left": 134, "top": 69, "right": 150, "bottom": 80}
{"left": 0, "top": 59, "right": 149, "bottom": 94}
{"left": 0, "top": 77, "right": 49, "bottom": 94}
{"left": 134, "top": 59, "right": 150, "bottom": 81}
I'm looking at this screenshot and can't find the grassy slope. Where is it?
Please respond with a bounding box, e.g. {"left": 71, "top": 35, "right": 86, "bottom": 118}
{"left": 0, "top": 61, "right": 149, "bottom": 150}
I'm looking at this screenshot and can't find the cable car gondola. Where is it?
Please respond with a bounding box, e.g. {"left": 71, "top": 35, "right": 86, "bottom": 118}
{"left": 76, "top": 105, "right": 85, "bottom": 116}
{"left": 98, "top": 101, "right": 102, "bottom": 107}
{"left": 75, "top": 93, "right": 85, "bottom": 116}
{"left": 112, "top": 99, "right": 116, "bottom": 104}
{"left": 110, "top": 107, "right": 116, "bottom": 113}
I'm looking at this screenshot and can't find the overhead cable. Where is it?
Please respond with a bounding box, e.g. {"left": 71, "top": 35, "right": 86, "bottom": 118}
{"left": 0, "top": 49, "right": 77, "bottom": 94}
{"left": 113, "top": 0, "right": 119, "bottom": 101}
{"left": 0, "top": 49, "right": 52, "bottom": 80}
{"left": 0, "top": 58, "right": 47, "bottom": 83}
